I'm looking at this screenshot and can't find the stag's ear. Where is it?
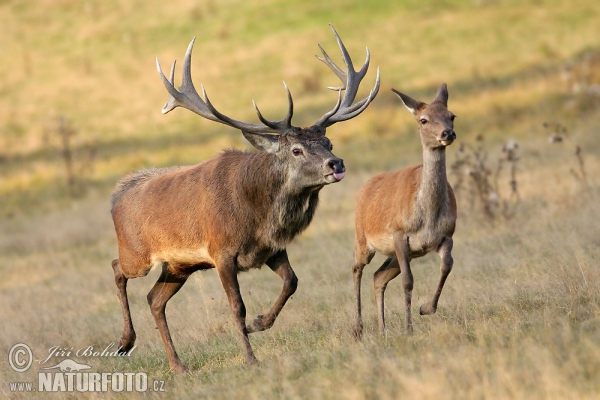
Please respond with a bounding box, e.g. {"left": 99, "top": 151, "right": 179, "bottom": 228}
{"left": 242, "top": 131, "right": 280, "bottom": 153}
{"left": 434, "top": 83, "right": 449, "bottom": 107}
{"left": 391, "top": 88, "right": 426, "bottom": 116}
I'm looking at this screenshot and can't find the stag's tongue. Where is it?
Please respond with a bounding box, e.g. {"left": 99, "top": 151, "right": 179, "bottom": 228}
{"left": 333, "top": 171, "right": 345, "bottom": 181}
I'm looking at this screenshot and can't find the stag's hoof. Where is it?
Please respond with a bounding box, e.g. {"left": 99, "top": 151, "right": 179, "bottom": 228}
{"left": 419, "top": 302, "right": 437, "bottom": 316}
{"left": 118, "top": 335, "right": 136, "bottom": 354}
{"left": 246, "top": 315, "right": 273, "bottom": 333}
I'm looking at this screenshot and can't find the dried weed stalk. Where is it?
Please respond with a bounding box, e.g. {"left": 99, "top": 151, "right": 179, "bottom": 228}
{"left": 44, "top": 115, "right": 97, "bottom": 197}
{"left": 450, "top": 135, "right": 520, "bottom": 221}
{"left": 544, "top": 122, "right": 589, "bottom": 192}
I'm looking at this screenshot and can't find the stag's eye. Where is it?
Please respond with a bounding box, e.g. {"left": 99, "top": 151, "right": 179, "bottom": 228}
{"left": 420, "top": 118, "right": 428, "bottom": 125}
{"left": 292, "top": 148, "right": 304, "bottom": 156}
{"left": 450, "top": 115, "right": 456, "bottom": 121}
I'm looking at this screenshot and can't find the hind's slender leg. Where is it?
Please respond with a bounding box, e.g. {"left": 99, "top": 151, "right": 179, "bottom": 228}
{"left": 147, "top": 263, "right": 190, "bottom": 373}
{"left": 373, "top": 257, "right": 400, "bottom": 333}
{"left": 394, "top": 234, "right": 413, "bottom": 333}
{"left": 112, "top": 259, "right": 136, "bottom": 353}
{"left": 420, "top": 237, "right": 453, "bottom": 315}
{"left": 352, "top": 260, "right": 366, "bottom": 340}
{"left": 247, "top": 250, "right": 297, "bottom": 333}
{"left": 352, "top": 246, "right": 375, "bottom": 340}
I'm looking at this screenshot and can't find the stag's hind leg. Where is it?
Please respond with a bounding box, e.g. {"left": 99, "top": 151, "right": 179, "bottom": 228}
{"left": 247, "top": 250, "right": 297, "bottom": 334}
{"left": 147, "top": 263, "right": 190, "bottom": 373}
{"left": 373, "top": 257, "right": 400, "bottom": 333}
{"left": 420, "top": 237, "right": 453, "bottom": 315}
{"left": 112, "top": 259, "right": 136, "bottom": 353}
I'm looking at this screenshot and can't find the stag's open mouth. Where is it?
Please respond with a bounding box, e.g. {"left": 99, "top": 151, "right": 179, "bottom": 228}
{"left": 325, "top": 171, "right": 345, "bottom": 183}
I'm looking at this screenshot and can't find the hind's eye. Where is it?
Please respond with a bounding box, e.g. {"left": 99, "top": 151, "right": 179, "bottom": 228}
{"left": 292, "top": 148, "right": 303, "bottom": 156}
{"left": 451, "top": 115, "right": 456, "bottom": 121}
{"left": 420, "top": 119, "right": 428, "bottom": 125}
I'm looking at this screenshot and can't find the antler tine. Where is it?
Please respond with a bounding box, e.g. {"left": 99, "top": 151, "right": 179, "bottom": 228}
{"left": 156, "top": 38, "right": 220, "bottom": 121}
{"left": 314, "top": 24, "right": 380, "bottom": 128}
{"left": 252, "top": 82, "right": 294, "bottom": 131}
{"left": 157, "top": 38, "right": 294, "bottom": 134}
{"left": 316, "top": 44, "right": 347, "bottom": 91}
{"left": 329, "top": 66, "right": 380, "bottom": 123}
{"left": 156, "top": 59, "right": 179, "bottom": 114}
{"left": 315, "top": 89, "right": 343, "bottom": 126}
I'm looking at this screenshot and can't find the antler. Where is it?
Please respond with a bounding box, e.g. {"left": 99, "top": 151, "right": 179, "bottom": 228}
{"left": 314, "top": 24, "right": 380, "bottom": 128}
{"left": 156, "top": 38, "right": 295, "bottom": 135}
{"left": 157, "top": 26, "right": 378, "bottom": 135}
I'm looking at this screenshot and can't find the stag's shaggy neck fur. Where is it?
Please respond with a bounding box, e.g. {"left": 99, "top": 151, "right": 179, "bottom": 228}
{"left": 232, "top": 149, "right": 321, "bottom": 250}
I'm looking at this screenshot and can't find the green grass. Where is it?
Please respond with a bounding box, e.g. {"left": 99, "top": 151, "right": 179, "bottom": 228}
{"left": 1, "top": 0, "right": 600, "bottom": 398}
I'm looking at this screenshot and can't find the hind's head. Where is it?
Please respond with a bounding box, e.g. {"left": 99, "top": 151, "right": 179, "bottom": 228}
{"left": 392, "top": 83, "right": 456, "bottom": 149}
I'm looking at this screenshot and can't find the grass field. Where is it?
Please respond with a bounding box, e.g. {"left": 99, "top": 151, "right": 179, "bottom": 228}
{"left": 1, "top": 0, "right": 600, "bottom": 398}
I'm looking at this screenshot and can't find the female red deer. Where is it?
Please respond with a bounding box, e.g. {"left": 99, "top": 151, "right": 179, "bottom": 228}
{"left": 352, "top": 84, "right": 457, "bottom": 339}
{"left": 111, "top": 25, "right": 379, "bottom": 372}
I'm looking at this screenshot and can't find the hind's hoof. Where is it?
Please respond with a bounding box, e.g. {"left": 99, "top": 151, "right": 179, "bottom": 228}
{"left": 419, "top": 302, "right": 437, "bottom": 316}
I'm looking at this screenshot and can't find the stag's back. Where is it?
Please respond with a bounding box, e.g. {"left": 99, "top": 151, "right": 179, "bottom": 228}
{"left": 111, "top": 153, "right": 249, "bottom": 275}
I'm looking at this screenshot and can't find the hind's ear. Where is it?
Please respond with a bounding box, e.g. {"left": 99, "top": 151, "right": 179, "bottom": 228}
{"left": 242, "top": 131, "right": 280, "bottom": 153}
{"left": 434, "top": 83, "right": 449, "bottom": 107}
{"left": 392, "top": 88, "right": 426, "bottom": 116}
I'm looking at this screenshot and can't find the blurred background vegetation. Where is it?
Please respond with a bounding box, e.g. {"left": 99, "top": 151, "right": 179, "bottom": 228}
{"left": 1, "top": 0, "right": 599, "bottom": 216}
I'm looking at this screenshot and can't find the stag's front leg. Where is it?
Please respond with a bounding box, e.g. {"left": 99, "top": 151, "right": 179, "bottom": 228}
{"left": 420, "top": 237, "right": 453, "bottom": 315}
{"left": 394, "top": 234, "right": 413, "bottom": 333}
{"left": 247, "top": 250, "right": 297, "bottom": 334}
{"left": 216, "top": 258, "right": 257, "bottom": 365}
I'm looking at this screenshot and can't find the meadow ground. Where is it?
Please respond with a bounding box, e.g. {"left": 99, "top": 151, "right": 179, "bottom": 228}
{"left": 1, "top": 0, "right": 600, "bottom": 398}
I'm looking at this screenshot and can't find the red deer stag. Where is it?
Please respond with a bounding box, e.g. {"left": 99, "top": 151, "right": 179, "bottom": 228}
{"left": 352, "top": 84, "right": 456, "bottom": 339}
{"left": 111, "top": 25, "right": 379, "bottom": 372}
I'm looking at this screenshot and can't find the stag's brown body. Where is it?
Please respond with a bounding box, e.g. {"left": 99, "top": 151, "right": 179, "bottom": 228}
{"left": 112, "top": 148, "right": 321, "bottom": 277}
{"left": 352, "top": 84, "right": 457, "bottom": 338}
{"left": 111, "top": 25, "right": 379, "bottom": 373}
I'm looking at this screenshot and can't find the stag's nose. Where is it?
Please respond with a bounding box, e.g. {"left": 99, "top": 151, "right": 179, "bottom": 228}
{"left": 326, "top": 158, "right": 345, "bottom": 181}
{"left": 327, "top": 158, "right": 345, "bottom": 172}
{"left": 441, "top": 129, "right": 456, "bottom": 141}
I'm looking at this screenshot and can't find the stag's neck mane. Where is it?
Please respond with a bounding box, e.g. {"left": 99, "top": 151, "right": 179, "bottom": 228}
{"left": 233, "top": 150, "right": 321, "bottom": 248}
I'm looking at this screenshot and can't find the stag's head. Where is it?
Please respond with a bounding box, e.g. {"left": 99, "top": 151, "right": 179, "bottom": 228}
{"left": 240, "top": 125, "right": 343, "bottom": 187}
{"left": 392, "top": 84, "right": 456, "bottom": 149}
{"left": 156, "top": 24, "right": 379, "bottom": 188}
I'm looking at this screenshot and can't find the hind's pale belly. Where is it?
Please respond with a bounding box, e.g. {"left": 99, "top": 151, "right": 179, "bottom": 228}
{"left": 407, "top": 230, "right": 445, "bottom": 257}
{"left": 368, "top": 229, "right": 445, "bottom": 259}
{"left": 368, "top": 233, "right": 396, "bottom": 258}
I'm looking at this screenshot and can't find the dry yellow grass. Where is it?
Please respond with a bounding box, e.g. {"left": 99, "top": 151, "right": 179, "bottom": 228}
{"left": 1, "top": 166, "right": 599, "bottom": 398}
{"left": 1, "top": 0, "right": 600, "bottom": 398}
